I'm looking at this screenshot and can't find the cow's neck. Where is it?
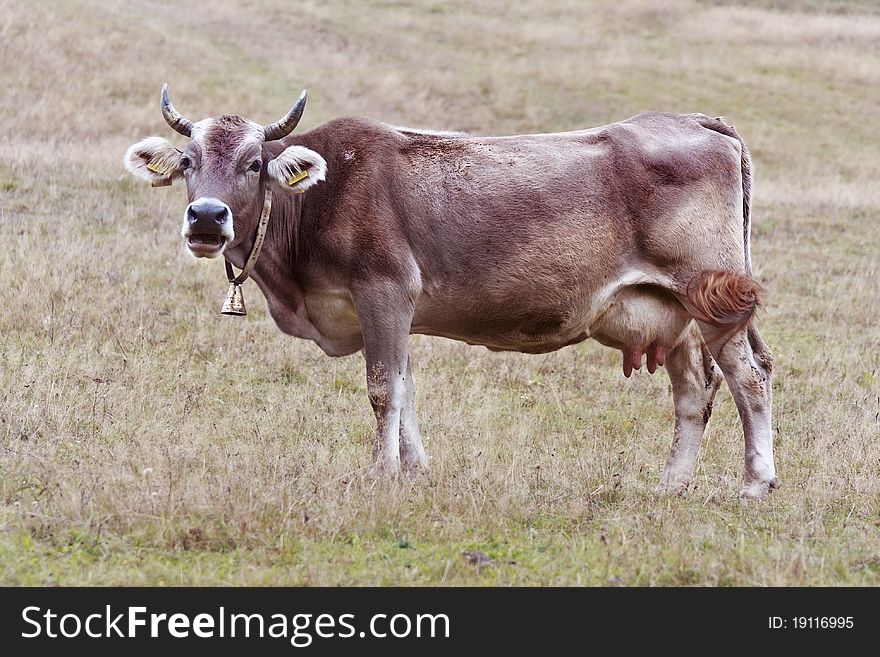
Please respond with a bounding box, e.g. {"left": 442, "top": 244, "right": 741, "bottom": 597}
{"left": 224, "top": 191, "right": 321, "bottom": 340}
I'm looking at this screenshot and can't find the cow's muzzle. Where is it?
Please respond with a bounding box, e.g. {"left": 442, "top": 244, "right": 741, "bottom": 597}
{"left": 182, "top": 197, "right": 234, "bottom": 258}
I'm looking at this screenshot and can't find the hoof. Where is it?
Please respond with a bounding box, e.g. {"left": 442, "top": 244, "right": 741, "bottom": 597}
{"left": 369, "top": 457, "right": 401, "bottom": 478}
{"left": 399, "top": 444, "right": 428, "bottom": 473}
{"left": 739, "top": 477, "right": 779, "bottom": 500}
{"left": 654, "top": 480, "right": 691, "bottom": 497}
{"left": 400, "top": 457, "right": 428, "bottom": 474}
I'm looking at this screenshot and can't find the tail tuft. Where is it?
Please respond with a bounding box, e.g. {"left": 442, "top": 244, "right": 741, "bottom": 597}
{"left": 685, "top": 270, "right": 763, "bottom": 329}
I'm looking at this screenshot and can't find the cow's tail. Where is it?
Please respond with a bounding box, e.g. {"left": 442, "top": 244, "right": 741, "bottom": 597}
{"left": 681, "top": 269, "right": 763, "bottom": 332}
{"left": 691, "top": 114, "right": 753, "bottom": 277}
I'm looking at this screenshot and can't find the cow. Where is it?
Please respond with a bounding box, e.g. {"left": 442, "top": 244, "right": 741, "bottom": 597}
{"left": 124, "top": 84, "right": 778, "bottom": 499}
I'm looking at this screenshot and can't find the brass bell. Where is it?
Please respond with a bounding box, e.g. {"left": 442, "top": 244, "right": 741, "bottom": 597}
{"left": 221, "top": 283, "right": 247, "bottom": 316}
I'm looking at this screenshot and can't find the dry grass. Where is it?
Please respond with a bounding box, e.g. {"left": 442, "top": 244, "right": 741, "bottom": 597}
{"left": 1, "top": 0, "right": 878, "bottom": 585}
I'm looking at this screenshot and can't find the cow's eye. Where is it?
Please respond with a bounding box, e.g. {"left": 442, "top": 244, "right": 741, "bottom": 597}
{"left": 180, "top": 156, "right": 192, "bottom": 170}
{"left": 249, "top": 159, "right": 262, "bottom": 173}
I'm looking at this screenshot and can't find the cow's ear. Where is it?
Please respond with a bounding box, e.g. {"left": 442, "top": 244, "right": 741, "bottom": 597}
{"left": 267, "top": 145, "right": 327, "bottom": 194}
{"left": 124, "top": 137, "right": 184, "bottom": 187}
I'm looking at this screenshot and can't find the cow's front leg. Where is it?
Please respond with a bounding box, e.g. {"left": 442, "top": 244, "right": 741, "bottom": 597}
{"left": 355, "top": 283, "right": 414, "bottom": 475}
{"left": 399, "top": 355, "right": 428, "bottom": 471}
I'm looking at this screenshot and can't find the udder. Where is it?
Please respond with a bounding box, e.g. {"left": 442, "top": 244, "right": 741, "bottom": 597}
{"left": 591, "top": 285, "right": 691, "bottom": 377}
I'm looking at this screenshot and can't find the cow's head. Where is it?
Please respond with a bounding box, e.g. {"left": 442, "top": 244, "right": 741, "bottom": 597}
{"left": 124, "top": 84, "right": 326, "bottom": 258}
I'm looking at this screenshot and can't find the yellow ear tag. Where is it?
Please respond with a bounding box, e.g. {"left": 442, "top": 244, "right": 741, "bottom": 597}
{"left": 146, "top": 162, "right": 167, "bottom": 175}
{"left": 287, "top": 170, "right": 309, "bottom": 186}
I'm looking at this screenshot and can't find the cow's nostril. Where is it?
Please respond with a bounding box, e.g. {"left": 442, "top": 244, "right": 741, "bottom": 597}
{"left": 187, "top": 205, "right": 199, "bottom": 224}
{"left": 210, "top": 208, "right": 228, "bottom": 224}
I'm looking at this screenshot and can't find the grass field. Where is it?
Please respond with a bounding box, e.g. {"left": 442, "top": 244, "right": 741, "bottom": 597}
{"left": 1, "top": 0, "right": 878, "bottom": 585}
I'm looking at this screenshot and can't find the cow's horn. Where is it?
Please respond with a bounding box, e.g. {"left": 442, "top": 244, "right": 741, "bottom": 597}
{"left": 160, "top": 83, "right": 194, "bottom": 137}
{"left": 263, "top": 90, "right": 308, "bottom": 141}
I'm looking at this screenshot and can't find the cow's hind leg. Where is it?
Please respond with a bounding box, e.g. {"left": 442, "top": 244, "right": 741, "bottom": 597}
{"left": 656, "top": 322, "right": 723, "bottom": 495}
{"left": 699, "top": 322, "right": 777, "bottom": 499}
{"left": 399, "top": 355, "right": 428, "bottom": 471}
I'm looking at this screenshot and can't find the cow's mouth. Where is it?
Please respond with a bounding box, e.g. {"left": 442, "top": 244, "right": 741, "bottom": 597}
{"left": 186, "top": 234, "right": 226, "bottom": 257}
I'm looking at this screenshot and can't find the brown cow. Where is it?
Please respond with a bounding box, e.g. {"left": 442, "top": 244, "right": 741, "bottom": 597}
{"left": 124, "top": 85, "right": 777, "bottom": 499}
